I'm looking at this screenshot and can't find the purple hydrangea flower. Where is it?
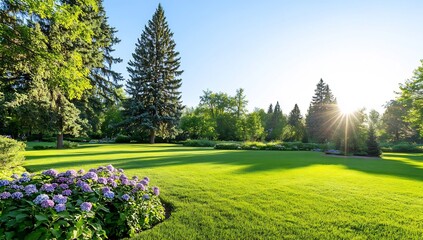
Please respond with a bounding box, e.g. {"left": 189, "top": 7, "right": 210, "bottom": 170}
{"left": 55, "top": 203, "right": 66, "bottom": 212}
{"left": 118, "top": 169, "right": 124, "bottom": 173}
{"left": 119, "top": 174, "right": 127, "bottom": 181}
{"left": 110, "top": 181, "right": 117, "bottom": 188}
{"left": 10, "top": 184, "right": 24, "bottom": 190}
{"left": 52, "top": 194, "right": 67, "bottom": 204}
{"left": 106, "top": 164, "right": 115, "bottom": 172}
{"left": 41, "top": 184, "right": 55, "bottom": 193}
{"left": 104, "top": 191, "right": 115, "bottom": 199}
{"left": 136, "top": 183, "right": 146, "bottom": 191}
{"left": 142, "top": 194, "right": 150, "bottom": 200}
{"left": 132, "top": 176, "right": 139, "bottom": 181}
{"left": 80, "top": 202, "right": 92, "bottom": 212}
{"left": 140, "top": 179, "right": 148, "bottom": 186}
{"left": 24, "top": 184, "right": 38, "bottom": 195}
{"left": 97, "top": 177, "right": 107, "bottom": 184}
{"left": 59, "top": 184, "right": 69, "bottom": 189}
{"left": 88, "top": 168, "right": 96, "bottom": 173}
{"left": 128, "top": 180, "right": 136, "bottom": 186}
{"left": 11, "top": 191, "right": 23, "bottom": 199}
{"left": 0, "top": 180, "right": 10, "bottom": 187}
{"left": 66, "top": 179, "right": 74, "bottom": 185}
{"left": 33, "top": 194, "right": 49, "bottom": 204}
{"left": 18, "top": 176, "right": 31, "bottom": 183}
{"left": 153, "top": 186, "right": 160, "bottom": 196}
{"left": 21, "top": 172, "right": 30, "bottom": 178}
{"left": 82, "top": 172, "right": 98, "bottom": 181}
{"left": 143, "top": 176, "right": 150, "bottom": 182}
{"left": 56, "top": 177, "right": 68, "bottom": 183}
{"left": 121, "top": 194, "right": 130, "bottom": 201}
{"left": 65, "top": 170, "right": 77, "bottom": 177}
{"left": 42, "top": 169, "right": 58, "bottom": 177}
{"left": 76, "top": 180, "right": 85, "bottom": 187}
{"left": 101, "top": 187, "right": 111, "bottom": 194}
{"left": 78, "top": 169, "right": 85, "bottom": 175}
{"left": 62, "top": 189, "right": 72, "bottom": 196}
{"left": 121, "top": 178, "right": 129, "bottom": 185}
{"left": 11, "top": 174, "right": 19, "bottom": 179}
{"left": 41, "top": 199, "right": 55, "bottom": 208}
{"left": 80, "top": 183, "right": 93, "bottom": 192}
{"left": 0, "top": 192, "right": 11, "bottom": 199}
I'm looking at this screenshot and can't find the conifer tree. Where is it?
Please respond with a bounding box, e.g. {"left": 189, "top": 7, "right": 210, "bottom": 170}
{"left": 266, "top": 101, "right": 287, "bottom": 141}
{"left": 366, "top": 124, "right": 381, "bottom": 157}
{"left": 286, "top": 104, "right": 305, "bottom": 141}
{"left": 306, "top": 79, "right": 337, "bottom": 143}
{"left": 125, "top": 4, "right": 183, "bottom": 143}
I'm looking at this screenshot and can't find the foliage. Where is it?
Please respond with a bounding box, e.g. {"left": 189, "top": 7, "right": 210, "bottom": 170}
{"left": 380, "top": 142, "right": 423, "bottom": 153}
{"left": 380, "top": 100, "right": 419, "bottom": 142}
{"left": 285, "top": 104, "right": 306, "bottom": 141}
{"left": 1, "top": 0, "right": 122, "bottom": 148}
{"left": 306, "top": 79, "right": 338, "bottom": 143}
{"left": 0, "top": 165, "right": 165, "bottom": 239}
{"left": 182, "top": 139, "right": 217, "bottom": 147}
{"left": 179, "top": 108, "right": 217, "bottom": 140}
{"left": 0, "top": 136, "right": 25, "bottom": 170}
{"left": 265, "top": 101, "right": 287, "bottom": 141}
{"left": 366, "top": 124, "right": 381, "bottom": 157}
{"left": 124, "top": 4, "right": 183, "bottom": 144}
{"left": 236, "top": 111, "right": 265, "bottom": 141}
{"left": 214, "top": 143, "right": 241, "bottom": 150}
{"left": 115, "top": 135, "right": 131, "bottom": 143}
{"left": 214, "top": 141, "right": 324, "bottom": 151}
{"left": 333, "top": 109, "right": 368, "bottom": 155}
{"left": 63, "top": 141, "right": 79, "bottom": 149}
{"left": 399, "top": 59, "right": 423, "bottom": 136}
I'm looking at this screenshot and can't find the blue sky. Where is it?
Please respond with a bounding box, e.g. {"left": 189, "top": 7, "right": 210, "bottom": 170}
{"left": 104, "top": 0, "right": 423, "bottom": 114}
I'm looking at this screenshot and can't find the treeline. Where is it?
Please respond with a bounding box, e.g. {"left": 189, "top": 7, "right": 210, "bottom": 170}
{"left": 181, "top": 78, "right": 422, "bottom": 146}
{"left": 1, "top": 1, "right": 422, "bottom": 151}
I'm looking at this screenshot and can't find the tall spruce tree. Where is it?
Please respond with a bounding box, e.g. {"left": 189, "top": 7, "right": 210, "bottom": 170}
{"left": 306, "top": 79, "right": 337, "bottom": 143}
{"left": 125, "top": 4, "right": 183, "bottom": 143}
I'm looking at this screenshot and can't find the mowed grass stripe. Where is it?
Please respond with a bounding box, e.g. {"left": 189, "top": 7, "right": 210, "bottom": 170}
{"left": 24, "top": 144, "right": 423, "bottom": 239}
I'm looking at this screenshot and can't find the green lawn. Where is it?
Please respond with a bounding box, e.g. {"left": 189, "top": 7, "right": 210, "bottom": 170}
{"left": 24, "top": 144, "right": 423, "bottom": 239}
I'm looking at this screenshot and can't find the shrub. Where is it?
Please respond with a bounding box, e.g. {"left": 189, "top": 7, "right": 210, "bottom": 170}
{"left": 115, "top": 135, "right": 131, "bottom": 143}
{"left": 0, "top": 136, "right": 25, "bottom": 171}
{"left": 0, "top": 165, "right": 165, "bottom": 239}
{"left": 183, "top": 139, "right": 217, "bottom": 147}
{"left": 380, "top": 142, "right": 423, "bottom": 153}
{"left": 391, "top": 143, "right": 423, "bottom": 153}
{"left": 32, "top": 145, "right": 55, "bottom": 150}
{"left": 215, "top": 143, "right": 241, "bottom": 150}
{"left": 63, "top": 141, "right": 79, "bottom": 149}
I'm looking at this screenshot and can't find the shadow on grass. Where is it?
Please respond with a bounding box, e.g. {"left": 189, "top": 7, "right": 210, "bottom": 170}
{"left": 24, "top": 144, "right": 423, "bottom": 182}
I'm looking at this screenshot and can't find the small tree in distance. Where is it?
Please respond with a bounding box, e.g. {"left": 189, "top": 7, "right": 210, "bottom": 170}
{"left": 366, "top": 124, "right": 381, "bottom": 157}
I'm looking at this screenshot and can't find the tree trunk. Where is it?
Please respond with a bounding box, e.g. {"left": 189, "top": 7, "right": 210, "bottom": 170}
{"left": 57, "top": 133, "right": 64, "bottom": 149}
{"left": 149, "top": 129, "right": 155, "bottom": 144}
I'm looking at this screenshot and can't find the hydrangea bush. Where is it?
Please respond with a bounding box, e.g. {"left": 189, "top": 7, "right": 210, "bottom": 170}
{"left": 0, "top": 165, "right": 165, "bottom": 239}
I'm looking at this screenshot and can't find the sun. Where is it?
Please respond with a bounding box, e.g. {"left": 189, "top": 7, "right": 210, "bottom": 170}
{"left": 338, "top": 100, "right": 358, "bottom": 115}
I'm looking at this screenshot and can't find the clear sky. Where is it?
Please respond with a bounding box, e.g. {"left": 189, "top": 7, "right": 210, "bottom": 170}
{"left": 103, "top": 0, "right": 423, "bottom": 115}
